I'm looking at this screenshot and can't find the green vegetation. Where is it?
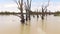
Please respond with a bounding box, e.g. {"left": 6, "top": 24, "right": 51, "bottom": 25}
{"left": 54, "top": 11, "right": 60, "bottom": 16}
{"left": 0, "top": 11, "right": 19, "bottom": 15}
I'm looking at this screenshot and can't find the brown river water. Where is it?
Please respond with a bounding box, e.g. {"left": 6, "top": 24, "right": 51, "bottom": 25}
{"left": 0, "top": 15, "right": 60, "bottom": 34}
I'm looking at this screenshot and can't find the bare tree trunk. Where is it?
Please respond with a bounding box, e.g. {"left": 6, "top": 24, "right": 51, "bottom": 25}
{"left": 25, "top": 0, "right": 32, "bottom": 21}
{"left": 41, "top": 7, "right": 44, "bottom": 20}
{"left": 37, "top": 9, "right": 39, "bottom": 18}
{"left": 20, "top": 0, "right": 25, "bottom": 23}
{"left": 29, "top": 11, "right": 31, "bottom": 20}
{"left": 28, "top": 0, "right": 32, "bottom": 20}
{"left": 26, "top": 10, "right": 28, "bottom": 21}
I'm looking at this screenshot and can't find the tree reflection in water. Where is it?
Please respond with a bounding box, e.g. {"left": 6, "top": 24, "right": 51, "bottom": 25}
{"left": 41, "top": 20, "right": 47, "bottom": 34}
{"left": 20, "top": 21, "right": 30, "bottom": 34}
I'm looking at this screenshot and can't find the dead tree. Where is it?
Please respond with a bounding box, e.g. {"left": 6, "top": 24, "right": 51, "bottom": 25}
{"left": 41, "top": 5, "right": 44, "bottom": 20}
{"left": 29, "top": 0, "right": 32, "bottom": 20}
{"left": 37, "top": 9, "right": 39, "bottom": 18}
{"left": 44, "top": 0, "right": 50, "bottom": 15}
{"left": 14, "top": 0, "right": 25, "bottom": 23}
{"left": 24, "top": 0, "right": 32, "bottom": 21}
{"left": 41, "top": 0, "right": 50, "bottom": 20}
{"left": 24, "top": 2, "right": 28, "bottom": 21}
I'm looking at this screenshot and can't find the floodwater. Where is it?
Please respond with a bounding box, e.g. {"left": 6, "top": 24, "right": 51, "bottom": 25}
{"left": 0, "top": 15, "right": 60, "bottom": 34}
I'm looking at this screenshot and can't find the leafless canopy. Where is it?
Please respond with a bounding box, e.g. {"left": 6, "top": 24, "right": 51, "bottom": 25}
{"left": 42, "top": 0, "right": 50, "bottom": 11}
{"left": 24, "top": 0, "right": 32, "bottom": 11}
{"left": 14, "top": 0, "right": 23, "bottom": 11}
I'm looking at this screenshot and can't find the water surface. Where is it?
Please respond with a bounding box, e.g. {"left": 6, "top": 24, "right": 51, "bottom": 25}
{"left": 0, "top": 15, "right": 60, "bottom": 34}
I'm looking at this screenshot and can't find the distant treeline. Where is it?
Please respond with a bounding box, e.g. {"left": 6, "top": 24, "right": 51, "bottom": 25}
{"left": 0, "top": 11, "right": 60, "bottom": 15}
{"left": 0, "top": 11, "right": 53, "bottom": 14}
{"left": 55, "top": 11, "right": 60, "bottom": 14}
{"left": 0, "top": 12, "right": 20, "bottom": 15}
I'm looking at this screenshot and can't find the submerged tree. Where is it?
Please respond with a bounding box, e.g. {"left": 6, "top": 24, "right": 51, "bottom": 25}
{"left": 24, "top": 0, "right": 32, "bottom": 21}
{"left": 14, "top": 0, "right": 25, "bottom": 23}
{"left": 41, "top": 0, "right": 50, "bottom": 20}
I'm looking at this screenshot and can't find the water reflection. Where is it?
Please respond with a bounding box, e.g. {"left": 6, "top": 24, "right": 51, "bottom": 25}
{"left": 25, "top": 20, "right": 30, "bottom": 25}
{"left": 20, "top": 24, "right": 24, "bottom": 34}
{"left": 20, "top": 23, "right": 30, "bottom": 34}
{"left": 41, "top": 20, "right": 47, "bottom": 32}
